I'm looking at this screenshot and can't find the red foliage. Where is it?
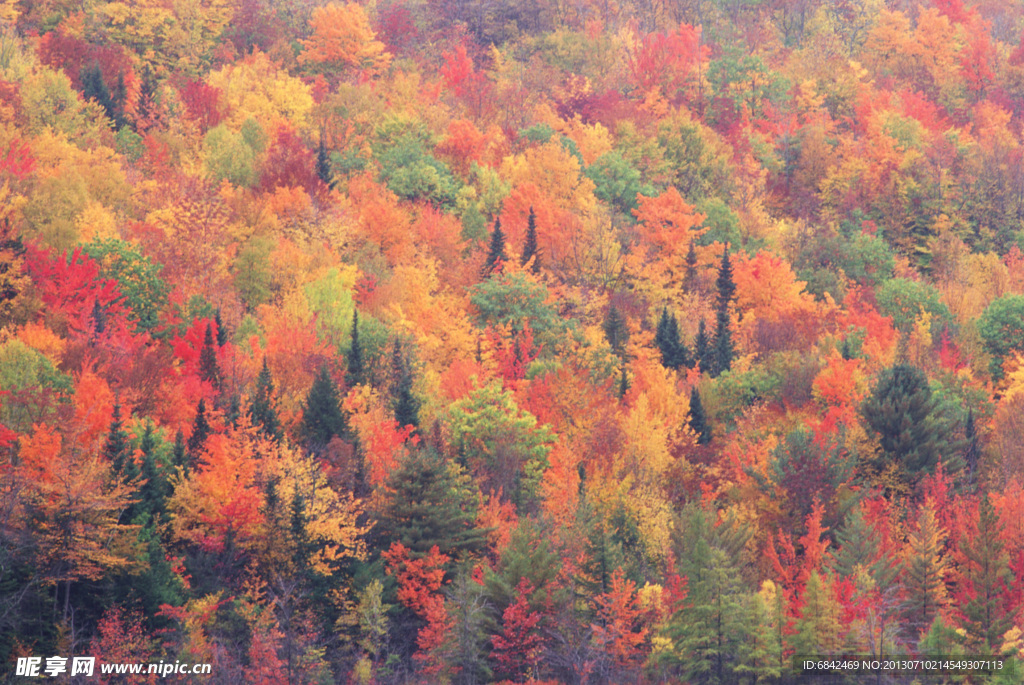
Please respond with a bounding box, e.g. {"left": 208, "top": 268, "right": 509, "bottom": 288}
{"left": 259, "top": 126, "right": 321, "bottom": 196}
{"left": 0, "top": 139, "right": 34, "bottom": 180}
{"left": 179, "top": 79, "right": 224, "bottom": 130}
{"left": 492, "top": 578, "right": 542, "bottom": 680}
{"left": 440, "top": 43, "right": 474, "bottom": 96}
{"left": 37, "top": 30, "right": 131, "bottom": 91}
{"left": 628, "top": 23, "right": 708, "bottom": 101}
{"left": 375, "top": 3, "right": 419, "bottom": 56}
{"left": 592, "top": 568, "right": 648, "bottom": 668}
{"left": 383, "top": 542, "right": 449, "bottom": 616}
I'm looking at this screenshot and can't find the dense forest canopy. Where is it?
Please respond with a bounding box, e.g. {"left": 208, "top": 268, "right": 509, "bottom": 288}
{"left": 2, "top": 0, "right": 1024, "bottom": 681}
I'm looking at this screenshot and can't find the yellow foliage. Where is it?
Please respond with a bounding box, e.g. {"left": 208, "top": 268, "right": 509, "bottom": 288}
{"left": 500, "top": 139, "right": 597, "bottom": 217}
{"left": 206, "top": 50, "right": 315, "bottom": 132}
{"left": 16, "top": 323, "right": 66, "bottom": 362}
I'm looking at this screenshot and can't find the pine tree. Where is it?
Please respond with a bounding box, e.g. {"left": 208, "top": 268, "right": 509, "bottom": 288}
{"left": 964, "top": 409, "right": 980, "bottom": 488}
{"left": 138, "top": 421, "right": 168, "bottom": 518}
{"left": 689, "top": 387, "right": 711, "bottom": 444}
{"left": 81, "top": 62, "right": 116, "bottom": 122}
{"left": 520, "top": 206, "right": 540, "bottom": 273}
{"left": 104, "top": 402, "right": 134, "bottom": 480}
{"left": 902, "top": 503, "right": 948, "bottom": 635}
{"left": 376, "top": 447, "right": 489, "bottom": 560}
{"left": 172, "top": 429, "right": 186, "bottom": 469}
{"left": 712, "top": 302, "right": 734, "bottom": 377}
{"left": 92, "top": 300, "right": 107, "bottom": 335}
{"left": 300, "top": 364, "right": 347, "bottom": 449}
{"left": 655, "top": 307, "right": 691, "bottom": 370}
{"left": 834, "top": 508, "right": 899, "bottom": 590}
{"left": 225, "top": 394, "right": 240, "bottom": 428}
{"left": 617, "top": 362, "right": 629, "bottom": 400}
{"left": 959, "top": 497, "right": 1012, "bottom": 653}
{"left": 792, "top": 571, "right": 841, "bottom": 656}
{"left": 392, "top": 340, "right": 420, "bottom": 430}
{"left": 347, "top": 309, "right": 364, "bottom": 386}
{"left": 482, "top": 216, "right": 508, "bottom": 276}
{"left": 684, "top": 240, "right": 698, "bottom": 291}
{"left": 695, "top": 319, "right": 712, "bottom": 372}
{"left": 861, "top": 364, "right": 954, "bottom": 485}
{"left": 603, "top": 304, "right": 629, "bottom": 357}
{"left": 214, "top": 308, "right": 227, "bottom": 346}
{"left": 715, "top": 247, "right": 736, "bottom": 310}
{"left": 187, "top": 399, "right": 212, "bottom": 461}
{"left": 199, "top": 322, "right": 221, "bottom": 391}
{"left": 248, "top": 359, "right": 282, "bottom": 441}
{"left": 316, "top": 134, "right": 333, "bottom": 188}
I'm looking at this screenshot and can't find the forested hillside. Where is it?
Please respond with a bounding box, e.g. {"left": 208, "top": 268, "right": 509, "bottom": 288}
{"left": 2, "top": 0, "right": 1024, "bottom": 681}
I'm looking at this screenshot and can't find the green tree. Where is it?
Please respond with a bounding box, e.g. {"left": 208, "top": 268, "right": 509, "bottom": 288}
{"left": 792, "top": 571, "right": 842, "bottom": 656}
{"left": 470, "top": 271, "right": 562, "bottom": 343}
{"left": 300, "top": 364, "right": 348, "bottom": 450}
{"left": 247, "top": 359, "right": 282, "bottom": 441}
{"left": 684, "top": 240, "right": 698, "bottom": 290}
{"left": 482, "top": 216, "right": 509, "bottom": 276}
{"left": 105, "top": 401, "right": 135, "bottom": 482}
{"left": 347, "top": 309, "right": 365, "bottom": 386}
{"left": 316, "top": 134, "right": 333, "bottom": 188}
{"left": 80, "top": 62, "right": 117, "bottom": 124}
{"left": 203, "top": 123, "right": 259, "bottom": 188}
{"left": 959, "top": 497, "right": 1012, "bottom": 653}
{"left": 711, "top": 249, "right": 735, "bottom": 377}
{"left": 199, "top": 323, "right": 221, "bottom": 391}
{"left": 375, "top": 447, "right": 489, "bottom": 560}
{"left": 391, "top": 340, "right": 420, "bottom": 430}
{"left": 902, "top": 503, "right": 949, "bottom": 636}
{"left": 187, "top": 398, "right": 211, "bottom": 464}
{"left": 689, "top": 387, "right": 711, "bottom": 445}
{"left": 655, "top": 307, "right": 691, "bottom": 370}
{"left": 695, "top": 318, "right": 712, "bottom": 373}
{"left": 603, "top": 304, "right": 628, "bottom": 357}
{"left": 233, "top": 236, "right": 275, "bottom": 311}
{"left": 520, "top": 206, "right": 540, "bottom": 273}
{"left": 860, "top": 364, "right": 954, "bottom": 486}
{"left": 82, "top": 238, "right": 169, "bottom": 333}
{"left": 978, "top": 294, "right": 1024, "bottom": 379}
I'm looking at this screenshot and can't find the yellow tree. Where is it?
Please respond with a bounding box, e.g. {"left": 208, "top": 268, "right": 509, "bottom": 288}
{"left": 299, "top": 3, "right": 391, "bottom": 77}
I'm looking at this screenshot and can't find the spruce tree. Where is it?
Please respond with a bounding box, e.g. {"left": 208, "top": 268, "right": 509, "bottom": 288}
{"left": 138, "top": 421, "right": 169, "bottom": 519}
{"left": 347, "top": 309, "right": 364, "bottom": 386}
{"left": 695, "top": 318, "right": 712, "bottom": 372}
{"left": 715, "top": 247, "right": 736, "bottom": 310}
{"left": 689, "top": 386, "right": 711, "bottom": 444}
{"left": 391, "top": 340, "right": 420, "bottom": 430}
{"left": 482, "top": 216, "right": 509, "bottom": 276}
{"left": 617, "top": 362, "right": 629, "bottom": 400}
{"left": 959, "top": 497, "right": 1012, "bottom": 653}
{"left": 964, "top": 408, "right": 979, "bottom": 488}
{"left": 684, "top": 240, "right": 698, "bottom": 291}
{"left": 172, "top": 429, "right": 186, "bottom": 469}
{"left": 104, "top": 402, "right": 133, "bottom": 480}
{"left": 520, "top": 206, "right": 540, "bottom": 273}
{"left": 603, "top": 304, "right": 628, "bottom": 356}
{"left": 187, "top": 399, "right": 211, "bottom": 460}
{"left": 655, "top": 307, "right": 691, "bottom": 370}
{"left": 300, "top": 364, "right": 347, "bottom": 449}
{"left": 376, "top": 446, "right": 489, "bottom": 560}
{"left": 712, "top": 302, "right": 734, "bottom": 377}
{"left": 81, "top": 62, "right": 116, "bottom": 122}
{"left": 902, "top": 503, "right": 948, "bottom": 635}
{"left": 199, "top": 322, "right": 221, "bottom": 391}
{"left": 92, "top": 300, "right": 107, "bottom": 335}
{"left": 248, "top": 359, "right": 282, "bottom": 441}
{"left": 214, "top": 308, "right": 227, "bottom": 346}
{"left": 316, "top": 134, "right": 333, "bottom": 188}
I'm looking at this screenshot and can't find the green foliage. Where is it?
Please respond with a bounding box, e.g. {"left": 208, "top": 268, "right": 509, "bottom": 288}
{"left": 375, "top": 130, "right": 461, "bottom": 208}
{"left": 655, "top": 307, "right": 691, "bottom": 369}
{"left": 959, "top": 497, "right": 1012, "bottom": 653}
{"left": 585, "top": 150, "right": 651, "bottom": 216}
{"left": 482, "top": 216, "right": 509, "bottom": 277}
{"left": 375, "top": 446, "right": 488, "bottom": 560}
{"left": 300, "top": 364, "right": 348, "bottom": 449}
{"left": 248, "top": 359, "right": 282, "bottom": 441}
{"left": 860, "top": 364, "right": 958, "bottom": 486}
{"left": 689, "top": 386, "right": 711, "bottom": 445}
{"left": 520, "top": 207, "right": 540, "bottom": 273}
{"left": 602, "top": 304, "right": 628, "bottom": 357}
{"left": 83, "top": 238, "right": 170, "bottom": 332}
{"left": 233, "top": 236, "right": 275, "bottom": 310}
{"left": 203, "top": 123, "right": 258, "bottom": 187}
{"left": 876, "top": 278, "right": 953, "bottom": 335}
{"left": 304, "top": 265, "right": 358, "bottom": 353}
{"left": 446, "top": 380, "right": 554, "bottom": 508}
{"left": 470, "top": 270, "right": 562, "bottom": 342}
{"left": 0, "top": 339, "right": 72, "bottom": 431}
{"left": 390, "top": 340, "right": 419, "bottom": 430}
{"left": 978, "top": 294, "right": 1024, "bottom": 379}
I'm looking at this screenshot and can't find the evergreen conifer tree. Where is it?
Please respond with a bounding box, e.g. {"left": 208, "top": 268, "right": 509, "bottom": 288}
{"left": 248, "top": 359, "right": 282, "bottom": 441}
{"left": 959, "top": 497, "right": 1012, "bottom": 653}
{"left": 689, "top": 387, "right": 711, "bottom": 444}
{"left": 347, "top": 309, "right": 364, "bottom": 386}
{"left": 300, "top": 364, "right": 347, "bottom": 449}
{"left": 617, "top": 362, "right": 629, "bottom": 400}
{"left": 482, "top": 216, "right": 509, "bottom": 276}
{"left": 711, "top": 248, "right": 736, "bottom": 376}
{"left": 685, "top": 240, "right": 698, "bottom": 290}
{"left": 520, "top": 206, "right": 540, "bottom": 273}
{"left": 391, "top": 340, "right": 420, "bottom": 430}
{"left": 715, "top": 247, "right": 736, "bottom": 310}
{"left": 902, "top": 503, "right": 949, "bottom": 635}
{"left": 964, "top": 408, "right": 980, "bottom": 488}
{"left": 214, "top": 308, "right": 227, "bottom": 346}
{"left": 199, "top": 323, "right": 221, "bottom": 391}
{"left": 187, "top": 399, "right": 212, "bottom": 461}
{"left": 172, "top": 429, "right": 186, "bottom": 469}
{"left": 104, "top": 402, "right": 134, "bottom": 480}
{"left": 655, "top": 307, "right": 691, "bottom": 370}
{"left": 695, "top": 319, "right": 712, "bottom": 372}
{"left": 316, "top": 134, "right": 333, "bottom": 188}
{"left": 81, "top": 62, "right": 116, "bottom": 122}
{"left": 603, "top": 304, "right": 628, "bottom": 356}
{"left": 138, "top": 421, "right": 169, "bottom": 518}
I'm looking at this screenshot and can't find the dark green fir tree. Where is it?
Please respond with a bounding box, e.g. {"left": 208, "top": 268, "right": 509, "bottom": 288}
{"left": 603, "top": 304, "right": 628, "bottom": 357}
{"left": 316, "top": 134, "right": 333, "bottom": 188}
{"left": 199, "top": 322, "right": 221, "bottom": 391}
{"left": 105, "top": 401, "right": 134, "bottom": 480}
{"left": 300, "top": 364, "right": 348, "bottom": 449}
{"left": 695, "top": 318, "right": 712, "bottom": 372}
{"left": 214, "top": 308, "right": 227, "bottom": 346}
{"left": 347, "top": 309, "right": 364, "bottom": 386}
{"left": 187, "top": 399, "right": 212, "bottom": 462}
{"left": 482, "top": 216, "right": 509, "bottom": 276}
{"left": 689, "top": 386, "right": 711, "bottom": 444}
{"left": 248, "top": 358, "right": 282, "bottom": 441}
{"left": 520, "top": 206, "right": 541, "bottom": 273}
{"left": 655, "top": 307, "right": 692, "bottom": 370}
{"left": 392, "top": 340, "right": 420, "bottom": 430}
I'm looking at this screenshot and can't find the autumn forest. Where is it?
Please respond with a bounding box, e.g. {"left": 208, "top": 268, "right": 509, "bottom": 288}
{"left": 2, "top": 0, "right": 1024, "bottom": 682}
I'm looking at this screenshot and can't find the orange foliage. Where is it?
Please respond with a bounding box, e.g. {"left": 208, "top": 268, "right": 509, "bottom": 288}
{"left": 632, "top": 187, "right": 706, "bottom": 259}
